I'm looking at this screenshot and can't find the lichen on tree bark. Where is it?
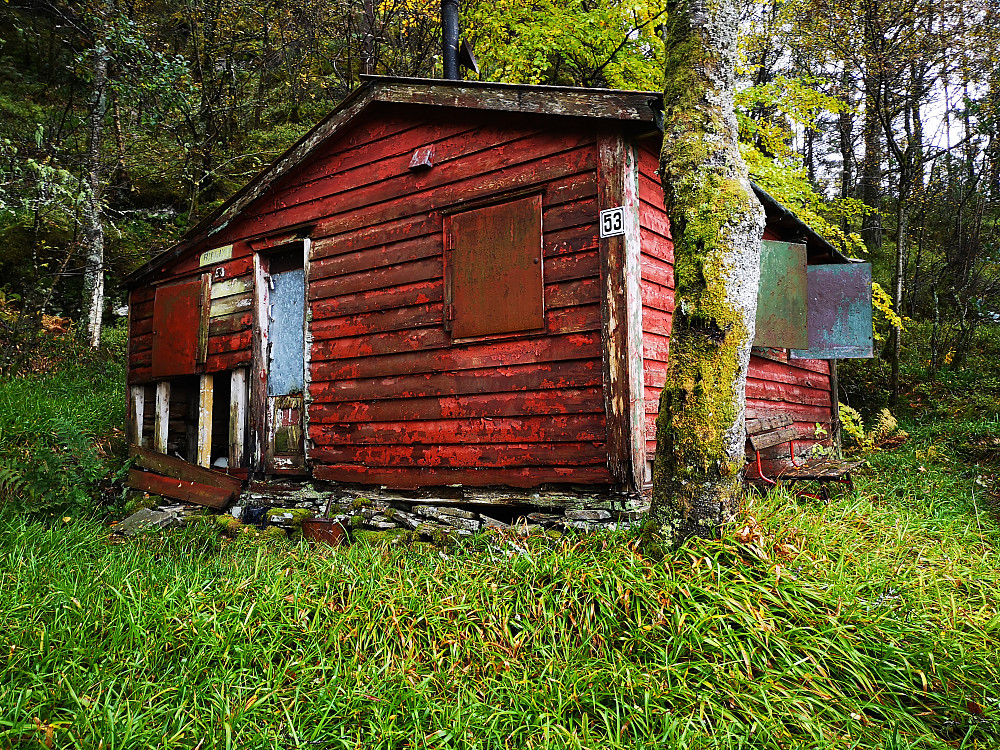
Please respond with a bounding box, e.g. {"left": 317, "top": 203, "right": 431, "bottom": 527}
{"left": 648, "top": 0, "right": 766, "bottom": 544}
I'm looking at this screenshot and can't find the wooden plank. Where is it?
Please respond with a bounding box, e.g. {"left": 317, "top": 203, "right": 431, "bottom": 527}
{"left": 311, "top": 279, "right": 443, "bottom": 320}
{"left": 310, "top": 441, "right": 607, "bottom": 468}
{"left": 597, "top": 134, "right": 644, "bottom": 493}
{"left": 210, "top": 275, "right": 253, "bottom": 300}
{"left": 312, "top": 463, "right": 613, "bottom": 488}
{"left": 206, "top": 349, "right": 252, "bottom": 372}
{"left": 263, "top": 123, "right": 537, "bottom": 216}
{"left": 309, "top": 359, "right": 603, "bottom": 404}
{"left": 746, "top": 413, "right": 794, "bottom": 434}
{"left": 312, "top": 327, "right": 452, "bottom": 363}
{"left": 311, "top": 331, "right": 601, "bottom": 381}
{"left": 197, "top": 374, "right": 213, "bottom": 467}
{"left": 306, "top": 144, "right": 597, "bottom": 241}
{"left": 208, "top": 329, "right": 253, "bottom": 355}
{"left": 309, "top": 413, "right": 607, "bottom": 446}
{"left": 127, "top": 469, "right": 232, "bottom": 509}
{"left": 310, "top": 214, "right": 439, "bottom": 261}
{"left": 197, "top": 274, "right": 211, "bottom": 364}
{"left": 309, "top": 387, "right": 606, "bottom": 423}
{"left": 230, "top": 369, "right": 247, "bottom": 468}
{"left": 639, "top": 249, "right": 674, "bottom": 288}
{"left": 748, "top": 355, "right": 831, "bottom": 390}
{"left": 749, "top": 425, "right": 798, "bottom": 451}
{"left": 130, "top": 445, "right": 243, "bottom": 492}
{"left": 545, "top": 277, "right": 601, "bottom": 309}
{"left": 208, "top": 311, "right": 253, "bottom": 336}
{"left": 154, "top": 381, "right": 170, "bottom": 453}
{"left": 129, "top": 385, "right": 144, "bottom": 447}
{"left": 250, "top": 132, "right": 596, "bottom": 232}
{"left": 210, "top": 293, "right": 253, "bottom": 318}
{"left": 544, "top": 250, "right": 601, "bottom": 284}
{"left": 310, "top": 235, "right": 441, "bottom": 282}
{"left": 310, "top": 257, "right": 442, "bottom": 301}
{"left": 545, "top": 223, "right": 600, "bottom": 258}
{"left": 746, "top": 377, "right": 831, "bottom": 407}
{"left": 311, "top": 303, "right": 443, "bottom": 340}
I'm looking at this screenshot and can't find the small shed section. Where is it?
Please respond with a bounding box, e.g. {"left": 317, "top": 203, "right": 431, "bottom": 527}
{"left": 124, "top": 77, "right": 871, "bottom": 504}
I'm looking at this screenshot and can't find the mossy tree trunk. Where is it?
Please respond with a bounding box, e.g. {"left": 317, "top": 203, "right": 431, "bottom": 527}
{"left": 649, "top": 0, "right": 765, "bottom": 544}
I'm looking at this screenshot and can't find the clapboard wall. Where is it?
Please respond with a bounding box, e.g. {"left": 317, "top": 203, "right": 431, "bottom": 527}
{"left": 201, "top": 106, "right": 613, "bottom": 488}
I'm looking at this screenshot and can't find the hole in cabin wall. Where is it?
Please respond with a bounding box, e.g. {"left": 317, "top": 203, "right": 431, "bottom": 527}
{"left": 211, "top": 374, "right": 231, "bottom": 467}
{"left": 166, "top": 376, "right": 198, "bottom": 461}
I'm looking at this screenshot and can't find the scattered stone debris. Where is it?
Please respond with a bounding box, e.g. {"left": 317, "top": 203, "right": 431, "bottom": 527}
{"left": 118, "top": 480, "right": 647, "bottom": 548}
{"left": 115, "top": 507, "right": 184, "bottom": 536}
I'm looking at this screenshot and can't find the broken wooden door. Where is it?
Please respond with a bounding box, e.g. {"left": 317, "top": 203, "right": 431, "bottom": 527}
{"left": 264, "top": 251, "right": 307, "bottom": 473}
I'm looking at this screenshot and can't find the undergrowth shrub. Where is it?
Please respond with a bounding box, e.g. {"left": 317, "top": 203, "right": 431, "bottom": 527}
{"left": 0, "top": 321, "right": 127, "bottom": 516}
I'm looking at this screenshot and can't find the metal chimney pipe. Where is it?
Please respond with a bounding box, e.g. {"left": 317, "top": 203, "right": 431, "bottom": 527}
{"left": 442, "top": 0, "right": 460, "bottom": 80}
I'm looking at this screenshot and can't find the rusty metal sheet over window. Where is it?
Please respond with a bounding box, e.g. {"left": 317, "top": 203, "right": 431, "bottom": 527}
{"left": 754, "top": 240, "right": 809, "bottom": 349}
{"left": 790, "top": 263, "right": 873, "bottom": 360}
{"left": 449, "top": 194, "right": 544, "bottom": 339}
{"left": 151, "top": 277, "right": 204, "bottom": 377}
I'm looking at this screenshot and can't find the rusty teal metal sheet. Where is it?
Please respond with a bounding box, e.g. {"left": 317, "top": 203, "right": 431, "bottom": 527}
{"left": 790, "top": 263, "right": 873, "bottom": 360}
{"left": 754, "top": 240, "right": 809, "bottom": 348}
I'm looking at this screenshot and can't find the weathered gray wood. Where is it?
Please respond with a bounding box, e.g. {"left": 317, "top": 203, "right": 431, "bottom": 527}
{"left": 197, "top": 374, "right": 214, "bottom": 468}
{"left": 210, "top": 293, "right": 252, "bottom": 318}
{"left": 229, "top": 368, "right": 247, "bottom": 468}
{"left": 746, "top": 413, "right": 794, "bottom": 434}
{"left": 154, "top": 381, "right": 170, "bottom": 453}
{"left": 749, "top": 425, "right": 798, "bottom": 451}
{"left": 197, "top": 273, "right": 211, "bottom": 364}
{"left": 210, "top": 276, "right": 253, "bottom": 300}
{"left": 129, "top": 385, "right": 144, "bottom": 447}
{"left": 597, "top": 133, "right": 645, "bottom": 493}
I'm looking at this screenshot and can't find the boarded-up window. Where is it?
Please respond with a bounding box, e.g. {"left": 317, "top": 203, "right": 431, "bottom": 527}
{"left": 790, "top": 263, "right": 874, "bottom": 359}
{"left": 151, "top": 276, "right": 208, "bottom": 377}
{"left": 447, "top": 194, "right": 544, "bottom": 339}
{"left": 754, "top": 240, "right": 808, "bottom": 349}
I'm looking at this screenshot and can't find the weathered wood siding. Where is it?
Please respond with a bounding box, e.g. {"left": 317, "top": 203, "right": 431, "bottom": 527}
{"left": 207, "top": 107, "right": 611, "bottom": 488}
{"left": 636, "top": 146, "right": 675, "bottom": 461}
{"left": 747, "top": 351, "right": 832, "bottom": 469}
{"left": 127, "top": 248, "right": 254, "bottom": 383}
{"left": 636, "top": 144, "right": 833, "bottom": 470}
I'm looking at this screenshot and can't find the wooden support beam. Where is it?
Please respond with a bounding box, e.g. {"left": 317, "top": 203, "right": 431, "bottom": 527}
{"left": 197, "top": 374, "right": 214, "bottom": 468}
{"left": 127, "top": 469, "right": 232, "bottom": 509}
{"left": 597, "top": 133, "right": 645, "bottom": 493}
{"left": 129, "top": 385, "right": 144, "bottom": 447}
{"left": 229, "top": 368, "right": 247, "bottom": 468}
{"left": 154, "top": 381, "right": 170, "bottom": 453}
{"left": 130, "top": 445, "right": 243, "bottom": 493}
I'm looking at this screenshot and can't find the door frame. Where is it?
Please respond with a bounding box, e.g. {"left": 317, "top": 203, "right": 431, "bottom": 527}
{"left": 250, "top": 237, "right": 311, "bottom": 474}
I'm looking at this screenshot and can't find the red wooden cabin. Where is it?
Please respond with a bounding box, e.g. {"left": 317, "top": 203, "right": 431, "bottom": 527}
{"left": 124, "top": 77, "right": 857, "bottom": 500}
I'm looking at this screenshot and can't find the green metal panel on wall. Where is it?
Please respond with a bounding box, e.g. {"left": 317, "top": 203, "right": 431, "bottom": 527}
{"left": 753, "top": 240, "right": 809, "bottom": 349}
{"left": 790, "top": 263, "right": 873, "bottom": 360}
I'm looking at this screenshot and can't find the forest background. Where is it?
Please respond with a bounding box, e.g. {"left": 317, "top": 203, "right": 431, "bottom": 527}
{"left": 1, "top": 0, "right": 998, "bottom": 386}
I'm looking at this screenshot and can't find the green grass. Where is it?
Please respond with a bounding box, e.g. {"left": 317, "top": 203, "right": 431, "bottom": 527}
{"left": 0, "top": 323, "right": 127, "bottom": 515}
{"left": 1, "top": 453, "right": 998, "bottom": 750}
{"left": 1, "top": 323, "right": 998, "bottom": 749}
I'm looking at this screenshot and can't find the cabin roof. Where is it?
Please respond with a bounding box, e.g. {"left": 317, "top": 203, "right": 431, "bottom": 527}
{"left": 125, "top": 76, "right": 845, "bottom": 288}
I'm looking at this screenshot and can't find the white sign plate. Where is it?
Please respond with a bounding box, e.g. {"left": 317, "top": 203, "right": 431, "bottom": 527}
{"left": 200, "top": 244, "right": 233, "bottom": 267}
{"left": 599, "top": 207, "right": 625, "bottom": 238}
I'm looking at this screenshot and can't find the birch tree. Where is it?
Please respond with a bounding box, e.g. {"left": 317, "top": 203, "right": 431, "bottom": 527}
{"left": 648, "top": 0, "right": 765, "bottom": 544}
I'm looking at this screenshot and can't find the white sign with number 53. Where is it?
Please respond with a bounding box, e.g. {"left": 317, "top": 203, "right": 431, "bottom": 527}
{"left": 599, "top": 207, "right": 625, "bottom": 238}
